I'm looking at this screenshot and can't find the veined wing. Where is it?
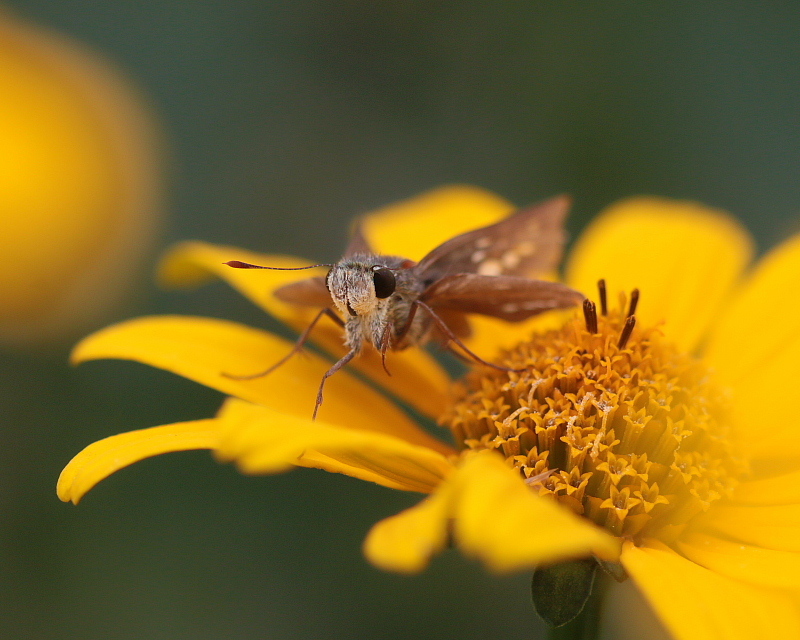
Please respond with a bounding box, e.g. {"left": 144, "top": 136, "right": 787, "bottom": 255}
{"left": 416, "top": 195, "right": 570, "bottom": 283}
{"left": 273, "top": 276, "right": 333, "bottom": 307}
{"left": 421, "top": 273, "right": 583, "bottom": 322}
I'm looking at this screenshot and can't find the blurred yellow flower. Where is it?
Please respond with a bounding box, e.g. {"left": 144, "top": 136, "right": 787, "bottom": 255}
{"left": 0, "top": 9, "right": 161, "bottom": 346}
{"left": 58, "top": 186, "right": 800, "bottom": 639}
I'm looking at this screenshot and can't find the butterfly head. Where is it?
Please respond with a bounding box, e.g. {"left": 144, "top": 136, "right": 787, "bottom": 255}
{"left": 326, "top": 259, "right": 397, "bottom": 317}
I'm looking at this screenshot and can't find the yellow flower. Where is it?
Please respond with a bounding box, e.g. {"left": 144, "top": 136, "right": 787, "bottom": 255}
{"left": 0, "top": 9, "right": 161, "bottom": 346}
{"left": 58, "top": 186, "right": 800, "bottom": 639}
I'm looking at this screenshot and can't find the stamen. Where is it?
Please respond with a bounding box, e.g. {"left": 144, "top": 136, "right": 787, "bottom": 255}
{"left": 597, "top": 279, "right": 608, "bottom": 316}
{"left": 628, "top": 288, "right": 640, "bottom": 318}
{"left": 582, "top": 299, "right": 598, "bottom": 334}
{"left": 617, "top": 315, "right": 636, "bottom": 349}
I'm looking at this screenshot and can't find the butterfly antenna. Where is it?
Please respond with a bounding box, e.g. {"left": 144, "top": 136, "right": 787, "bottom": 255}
{"left": 224, "top": 260, "right": 333, "bottom": 270}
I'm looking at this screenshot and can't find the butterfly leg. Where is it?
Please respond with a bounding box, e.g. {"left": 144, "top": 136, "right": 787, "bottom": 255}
{"left": 416, "top": 301, "right": 525, "bottom": 373}
{"left": 313, "top": 347, "right": 359, "bottom": 420}
{"left": 399, "top": 300, "right": 452, "bottom": 359}
{"left": 222, "top": 307, "right": 343, "bottom": 381}
{"left": 375, "top": 299, "right": 422, "bottom": 376}
{"left": 378, "top": 324, "right": 393, "bottom": 376}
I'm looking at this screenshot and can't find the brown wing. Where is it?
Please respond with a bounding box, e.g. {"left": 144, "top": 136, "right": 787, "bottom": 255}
{"left": 343, "top": 219, "right": 374, "bottom": 257}
{"left": 415, "top": 195, "right": 570, "bottom": 282}
{"left": 273, "top": 276, "right": 333, "bottom": 307}
{"left": 421, "top": 273, "right": 584, "bottom": 322}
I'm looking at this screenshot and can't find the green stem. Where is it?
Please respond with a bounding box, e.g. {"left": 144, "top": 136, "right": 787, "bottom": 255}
{"left": 547, "top": 571, "right": 607, "bottom": 640}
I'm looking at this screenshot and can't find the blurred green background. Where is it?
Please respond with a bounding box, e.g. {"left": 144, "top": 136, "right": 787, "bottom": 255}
{"left": 2, "top": 2, "right": 799, "bottom": 638}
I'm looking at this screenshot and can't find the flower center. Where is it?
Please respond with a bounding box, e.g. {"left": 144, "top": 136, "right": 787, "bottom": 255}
{"left": 441, "top": 283, "right": 747, "bottom": 543}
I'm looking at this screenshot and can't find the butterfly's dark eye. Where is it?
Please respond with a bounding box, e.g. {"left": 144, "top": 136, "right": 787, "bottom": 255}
{"left": 372, "top": 266, "right": 396, "bottom": 299}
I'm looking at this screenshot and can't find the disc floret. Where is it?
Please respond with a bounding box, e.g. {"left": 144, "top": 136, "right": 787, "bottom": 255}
{"left": 442, "top": 284, "right": 746, "bottom": 543}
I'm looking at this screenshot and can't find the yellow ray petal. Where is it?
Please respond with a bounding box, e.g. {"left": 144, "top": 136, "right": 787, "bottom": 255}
{"left": 363, "top": 489, "right": 453, "bottom": 574}
{"left": 738, "top": 435, "right": 800, "bottom": 467}
{"left": 734, "top": 470, "right": 800, "bottom": 505}
{"left": 464, "top": 310, "right": 575, "bottom": 357}
{"left": 72, "top": 315, "right": 451, "bottom": 455}
{"left": 705, "top": 233, "right": 800, "bottom": 458}
{"left": 158, "top": 242, "right": 324, "bottom": 316}
{"left": 621, "top": 541, "right": 800, "bottom": 640}
{"left": 360, "top": 185, "right": 515, "bottom": 260}
{"left": 692, "top": 503, "right": 800, "bottom": 552}
{"left": 159, "top": 241, "right": 451, "bottom": 418}
{"left": 363, "top": 451, "right": 619, "bottom": 574}
{"left": 566, "top": 197, "right": 753, "bottom": 353}
{"left": 452, "top": 452, "right": 620, "bottom": 572}
{"left": 676, "top": 531, "right": 800, "bottom": 590}
{"left": 295, "top": 451, "right": 439, "bottom": 492}
{"left": 216, "top": 399, "right": 453, "bottom": 493}
{"left": 57, "top": 420, "right": 217, "bottom": 504}
{"left": 706, "top": 233, "right": 800, "bottom": 381}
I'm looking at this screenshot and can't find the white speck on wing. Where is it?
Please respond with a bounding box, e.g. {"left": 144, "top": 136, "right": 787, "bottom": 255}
{"left": 477, "top": 259, "right": 502, "bottom": 276}
{"left": 501, "top": 251, "right": 521, "bottom": 269}
{"left": 521, "top": 300, "right": 546, "bottom": 310}
{"left": 471, "top": 249, "right": 487, "bottom": 263}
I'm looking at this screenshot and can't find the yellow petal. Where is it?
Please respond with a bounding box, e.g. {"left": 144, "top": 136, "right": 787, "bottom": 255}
{"left": 216, "top": 398, "right": 453, "bottom": 493}
{"left": 566, "top": 197, "right": 753, "bottom": 353}
{"left": 360, "top": 185, "right": 515, "bottom": 260}
{"left": 363, "top": 451, "right": 619, "bottom": 574}
{"left": 159, "top": 241, "right": 451, "bottom": 418}
{"left": 158, "top": 242, "right": 324, "bottom": 316}
{"left": 705, "top": 233, "right": 800, "bottom": 459}
{"left": 72, "top": 315, "right": 451, "bottom": 455}
{"left": 452, "top": 452, "right": 620, "bottom": 572}
{"left": 464, "top": 310, "right": 575, "bottom": 356}
{"left": 734, "top": 470, "right": 800, "bottom": 505}
{"left": 693, "top": 503, "right": 800, "bottom": 552}
{"left": 0, "top": 12, "right": 161, "bottom": 345}
{"left": 295, "top": 450, "right": 440, "bottom": 492}
{"left": 740, "top": 436, "right": 800, "bottom": 467}
{"left": 621, "top": 541, "right": 800, "bottom": 640}
{"left": 676, "top": 531, "right": 800, "bottom": 591}
{"left": 363, "top": 490, "right": 453, "bottom": 574}
{"left": 57, "top": 420, "right": 217, "bottom": 504}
